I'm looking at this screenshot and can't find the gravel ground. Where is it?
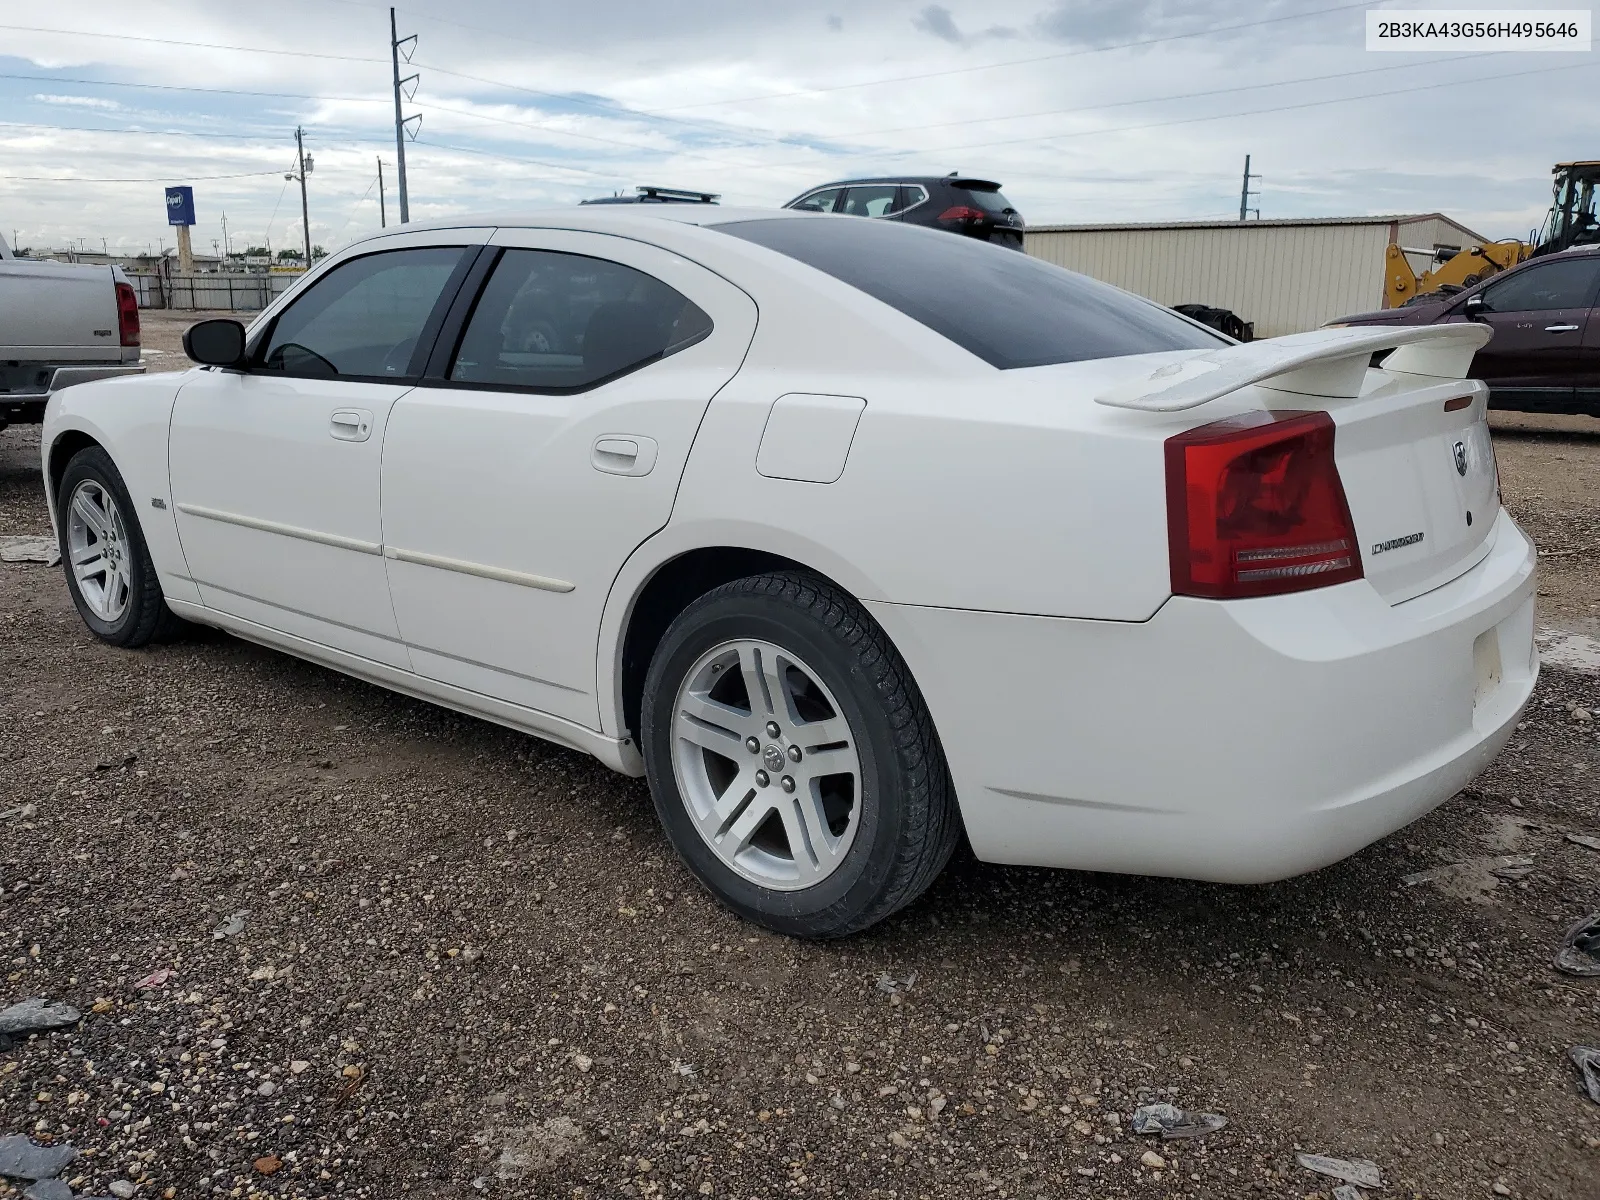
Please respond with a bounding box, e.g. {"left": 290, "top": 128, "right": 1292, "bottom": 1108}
{"left": 0, "top": 319, "right": 1596, "bottom": 1199}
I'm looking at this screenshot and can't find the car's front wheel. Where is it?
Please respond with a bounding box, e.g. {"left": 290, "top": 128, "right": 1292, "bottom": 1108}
{"left": 57, "top": 445, "right": 186, "bottom": 648}
{"left": 641, "top": 571, "right": 959, "bottom": 937}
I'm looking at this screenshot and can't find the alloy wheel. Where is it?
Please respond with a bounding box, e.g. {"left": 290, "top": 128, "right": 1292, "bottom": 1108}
{"left": 66, "top": 479, "right": 132, "bottom": 623}
{"left": 669, "top": 638, "right": 862, "bottom": 890}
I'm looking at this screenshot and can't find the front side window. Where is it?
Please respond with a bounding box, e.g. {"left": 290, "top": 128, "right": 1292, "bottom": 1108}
{"left": 449, "top": 249, "right": 713, "bottom": 391}
{"left": 259, "top": 247, "right": 466, "bottom": 378}
{"left": 840, "top": 186, "right": 899, "bottom": 218}
{"left": 715, "top": 217, "right": 1224, "bottom": 369}
{"left": 1478, "top": 257, "right": 1600, "bottom": 313}
{"left": 787, "top": 188, "right": 841, "bottom": 213}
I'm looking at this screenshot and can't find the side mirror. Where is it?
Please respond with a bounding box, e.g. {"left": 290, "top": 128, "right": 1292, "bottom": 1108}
{"left": 1462, "top": 293, "right": 1487, "bottom": 319}
{"left": 182, "top": 318, "right": 247, "bottom": 367}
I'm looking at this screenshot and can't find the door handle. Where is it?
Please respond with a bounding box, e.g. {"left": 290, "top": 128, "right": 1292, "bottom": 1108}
{"left": 591, "top": 434, "right": 658, "bottom": 477}
{"left": 330, "top": 409, "right": 373, "bottom": 442}
{"left": 1544, "top": 324, "right": 1580, "bottom": 332}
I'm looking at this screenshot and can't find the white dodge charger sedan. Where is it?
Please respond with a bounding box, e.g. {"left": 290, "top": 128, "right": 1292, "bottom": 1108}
{"left": 41, "top": 208, "right": 1536, "bottom": 936}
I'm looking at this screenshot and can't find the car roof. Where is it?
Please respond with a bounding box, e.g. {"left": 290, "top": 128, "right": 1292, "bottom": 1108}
{"left": 792, "top": 176, "right": 1003, "bottom": 192}
{"left": 334, "top": 208, "right": 833, "bottom": 258}
{"left": 366, "top": 206, "right": 798, "bottom": 235}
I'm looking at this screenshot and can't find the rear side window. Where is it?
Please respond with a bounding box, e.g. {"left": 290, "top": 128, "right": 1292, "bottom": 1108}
{"left": 714, "top": 217, "right": 1224, "bottom": 369}
{"left": 259, "top": 247, "right": 466, "bottom": 378}
{"left": 892, "top": 184, "right": 928, "bottom": 213}
{"left": 449, "top": 248, "right": 713, "bottom": 392}
{"left": 1478, "top": 257, "right": 1600, "bottom": 312}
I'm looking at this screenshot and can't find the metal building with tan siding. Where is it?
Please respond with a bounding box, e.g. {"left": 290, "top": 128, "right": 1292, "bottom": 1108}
{"left": 1024, "top": 214, "right": 1486, "bottom": 338}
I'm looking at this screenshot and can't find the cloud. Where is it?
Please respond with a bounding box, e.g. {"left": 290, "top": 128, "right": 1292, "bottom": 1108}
{"left": 30, "top": 93, "right": 123, "bottom": 111}
{"left": 912, "top": 5, "right": 1018, "bottom": 47}
{"left": 826, "top": 14, "right": 842, "bottom": 31}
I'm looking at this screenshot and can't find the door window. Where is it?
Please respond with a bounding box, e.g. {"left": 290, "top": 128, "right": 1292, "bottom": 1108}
{"left": 787, "top": 188, "right": 842, "bottom": 213}
{"left": 839, "top": 186, "right": 899, "bottom": 218}
{"left": 258, "top": 247, "right": 467, "bottom": 379}
{"left": 449, "top": 249, "right": 713, "bottom": 392}
{"left": 1478, "top": 257, "right": 1600, "bottom": 313}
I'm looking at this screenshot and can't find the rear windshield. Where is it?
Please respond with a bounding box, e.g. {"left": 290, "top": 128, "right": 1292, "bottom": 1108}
{"left": 960, "top": 187, "right": 1016, "bottom": 214}
{"left": 714, "top": 217, "right": 1225, "bottom": 369}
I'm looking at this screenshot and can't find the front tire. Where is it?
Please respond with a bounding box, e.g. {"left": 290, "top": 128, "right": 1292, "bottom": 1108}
{"left": 57, "top": 446, "right": 186, "bottom": 648}
{"left": 641, "top": 572, "right": 958, "bottom": 938}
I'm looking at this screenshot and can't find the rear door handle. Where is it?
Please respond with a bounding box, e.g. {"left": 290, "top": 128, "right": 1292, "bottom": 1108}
{"left": 591, "top": 434, "right": 658, "bottom": 477}
{"left": 330, "top": 409, "right": 373, "bottom": 442}
{"left": 1544, "top": 324, "right": 1580, "bottom": 332}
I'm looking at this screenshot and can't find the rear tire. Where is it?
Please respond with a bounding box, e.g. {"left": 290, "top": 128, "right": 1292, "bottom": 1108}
{"left": 641, "top": 571, "right": 959, "bottom": 938}
{"left": 57, "top": 445, "right": 187, "bottom": 649}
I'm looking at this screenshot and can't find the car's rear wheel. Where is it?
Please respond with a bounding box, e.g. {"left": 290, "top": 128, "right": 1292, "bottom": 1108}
{"left": 57, "top": 445, "right": 186, "bottom": 648}
{"left": 641, "top": 571, "right": 958, "bottom": 938}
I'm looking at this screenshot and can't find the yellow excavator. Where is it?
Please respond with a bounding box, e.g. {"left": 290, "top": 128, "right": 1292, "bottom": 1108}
{"left": 1384, "top": 161, "right": 1600, "bottom": 308}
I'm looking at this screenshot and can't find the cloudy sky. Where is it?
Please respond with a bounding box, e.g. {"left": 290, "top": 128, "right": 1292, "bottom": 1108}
{"left": 0, "top": 0, "right": 1592, "bottom": 256}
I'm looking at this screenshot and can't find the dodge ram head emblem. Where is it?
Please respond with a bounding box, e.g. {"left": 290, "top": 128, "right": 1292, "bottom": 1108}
{"left": 1453, "top": 440, "right": 1468, "bottom": 476}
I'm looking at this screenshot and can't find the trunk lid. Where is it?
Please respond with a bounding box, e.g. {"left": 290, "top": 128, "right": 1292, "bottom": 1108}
{"left": 1330, "top": 374, "right": 1498, "bottom": 603}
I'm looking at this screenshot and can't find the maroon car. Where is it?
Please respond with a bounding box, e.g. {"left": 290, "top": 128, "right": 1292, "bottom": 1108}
{"left": 1332, "top": 245, "right": 1600, "bottom": 417}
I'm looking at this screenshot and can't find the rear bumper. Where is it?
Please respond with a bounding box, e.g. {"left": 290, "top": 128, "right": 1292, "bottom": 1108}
{"left": 866, "top": 508, "right": 1537, "bottom": 883}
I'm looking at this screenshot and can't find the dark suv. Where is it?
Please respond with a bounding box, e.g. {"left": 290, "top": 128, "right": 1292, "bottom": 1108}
{"left": 1332, "top": 245, "right": 1600, "bottom": 416}
{"left": 580, "top": 186, "right": 719, "bottom": 206}
{"left": 782, "top": 175, "right": 1025, "bottom": 250}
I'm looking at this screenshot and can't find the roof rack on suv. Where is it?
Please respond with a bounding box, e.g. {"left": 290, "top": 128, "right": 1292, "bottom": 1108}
{"left": 636, "top": 186, "right": 720, "bottom": 202}
{"left": 579, "top": 186, "right": 721, "bottom": 206}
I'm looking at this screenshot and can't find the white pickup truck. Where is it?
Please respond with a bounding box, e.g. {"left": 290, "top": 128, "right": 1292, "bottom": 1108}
{"left": 0, "top": 233, "right": 144, "bottom": 433}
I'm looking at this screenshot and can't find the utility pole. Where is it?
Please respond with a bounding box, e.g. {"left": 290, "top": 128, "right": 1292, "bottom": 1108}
{"left": 288, "top": 126, "right": 314, "bottom": 266}
{"left": 1238, "top": 154, "right": 1261, "bottom": 221}
{"left": 377, "top": 157, "right": 387, "bottom": 228}
{"left": 220, "top": 209, "right": 230, "bottom": 258}
{"left": 390, "top": 8, "right": 420, "bottom": 223}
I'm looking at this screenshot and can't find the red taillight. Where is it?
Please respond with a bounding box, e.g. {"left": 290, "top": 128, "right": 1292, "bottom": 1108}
{"left": 115, "top": 281, "right": 140, "bottom": 347}
{"left": 1165, "top": 410, "right": 1363, "bottom": 600}
{"left": 937, "top": 205, "right": 986, "bottom": 222}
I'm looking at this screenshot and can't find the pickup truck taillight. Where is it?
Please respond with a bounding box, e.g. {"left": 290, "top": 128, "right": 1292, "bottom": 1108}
{"left": 116, "top": 281, "right": 140, "bottom": 348}
{"left": 1165, "top": 410, "right": 1363, "bottom": 600}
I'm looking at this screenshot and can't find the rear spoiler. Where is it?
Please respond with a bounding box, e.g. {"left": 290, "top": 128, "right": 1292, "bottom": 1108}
{"left": 1095, "top": 323, "right": 1492, "bottom": 413}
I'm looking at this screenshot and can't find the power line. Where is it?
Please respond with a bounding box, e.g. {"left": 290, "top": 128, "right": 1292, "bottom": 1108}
{"left": 0, "top": 119, "right": 368, "bottom": 142}
{"left": 411, "top": 97, "right": 772, "bottom": 171}
{"left": 0, "top": 24, "right": 385, "bottom": 63}
{"left": 1, "top": 72, "right": 389, "bottom": 104}
{"left": 826, "top": 53, "right": 1483, "bottom": 142}
{"left": 407, "top": 138, "right": 621, "bottom": 182}
{"left": 331, "top": 174, "right": 380, "bottom": 244}
{"left": 416, "top": 60, "right": 716, "bottom": 128}
{"left": 2, "top": 169, "right": 286, "bottom": 182}
{"left": 261, "top": 165, "right": 297, "bottom": 250}
{"left": 0, "top": 6, "right": 1390, "bottom": 154}
{"left": 648, "top": 0, "right": 1387, "bottom": 112}
{"left": 873, "top": 57, "right": 1600, "bottom": 160}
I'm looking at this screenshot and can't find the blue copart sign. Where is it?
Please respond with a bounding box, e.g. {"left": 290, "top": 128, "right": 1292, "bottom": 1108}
{"left": 165, "top": 186, "right": 196, "bottom": 226}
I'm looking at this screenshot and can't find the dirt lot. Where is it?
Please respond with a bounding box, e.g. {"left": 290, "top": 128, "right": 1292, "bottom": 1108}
{"left": 0, "top": 313, "right": 1596, "bottom": 1199}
